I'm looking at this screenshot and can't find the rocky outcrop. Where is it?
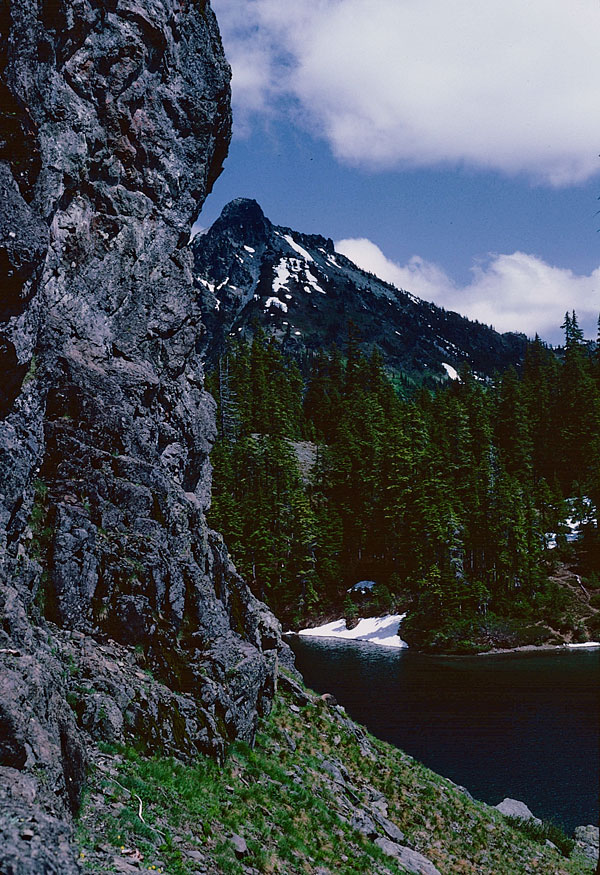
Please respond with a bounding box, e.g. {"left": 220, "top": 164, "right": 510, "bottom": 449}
{"left": 0, "top": 1, "right": 285, "bottom": 871}
{"left": 375, "top": 838, "right": 442, "bottom": 875}
{"left": 574, "top": 825, "right": 599, "bottom": 861}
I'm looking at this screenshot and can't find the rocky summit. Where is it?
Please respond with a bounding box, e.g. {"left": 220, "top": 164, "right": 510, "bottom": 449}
{"left": 192, "top": 198, "right": 528, "bottom": 377}
{"left": 0, "top": 2, "right": 288, "bottom": 872}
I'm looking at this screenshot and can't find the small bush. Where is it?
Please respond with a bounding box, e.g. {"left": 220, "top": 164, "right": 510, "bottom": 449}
{"left": 572, "top": 623, "right": 589, "bottom": 643}
{"left": 505, "top": 815, "right": 575, "bottom": 858}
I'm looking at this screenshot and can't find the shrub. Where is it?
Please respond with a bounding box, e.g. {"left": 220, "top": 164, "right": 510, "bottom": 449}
{"left": 505, "top": 815, "right": 575, "bottom": 858}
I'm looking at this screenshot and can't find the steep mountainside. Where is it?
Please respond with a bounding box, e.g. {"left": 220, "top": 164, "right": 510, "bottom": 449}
{"left": 0, "top": 3, "right": 286, "bottom": 872}
{"left": 192, "top": 198, "right": 528, "bottom": 377}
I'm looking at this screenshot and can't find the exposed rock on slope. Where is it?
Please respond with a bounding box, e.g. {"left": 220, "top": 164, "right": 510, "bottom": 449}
{"left": 192, "top": 198, "right": 528, "bottom": 377}
{"left": 0, "top": 2, "right": 284, "bottom": 871}
{"left": 73, "top": 676, "right": 595, "bottom": 874}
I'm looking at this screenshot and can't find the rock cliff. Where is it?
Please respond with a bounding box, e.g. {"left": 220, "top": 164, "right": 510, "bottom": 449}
{"left": 0, "top": 2, "right": 284, "bottom": 871}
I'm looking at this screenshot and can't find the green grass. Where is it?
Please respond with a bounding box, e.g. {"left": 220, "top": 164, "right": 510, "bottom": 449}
{"left": 76, "top": 679, "right": 595, "bottom": 875}
{"left": 22, "top": 355, "right": 38, "bottom": 386}
{"left": 76, "top": 701, "right": 409, "bottom": 874}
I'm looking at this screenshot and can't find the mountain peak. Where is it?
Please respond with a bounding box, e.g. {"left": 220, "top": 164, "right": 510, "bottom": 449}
{"left": 214, "top": 197, "right": 271, "bottom": 241}
{"left": 192, "top": 200, "right": 527, "bottom": 376}
{"left": 221, "top": 197, "right": 266, "bottom": 221}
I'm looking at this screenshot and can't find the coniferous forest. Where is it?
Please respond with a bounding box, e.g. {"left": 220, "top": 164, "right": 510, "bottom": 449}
{"left": 207, "top": 313, "right": 600, "bottom": 652}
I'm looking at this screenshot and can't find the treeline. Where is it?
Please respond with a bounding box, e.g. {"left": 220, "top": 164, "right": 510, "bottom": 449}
{"left": 207, "top": 315, "right": 600, "bottom": 650}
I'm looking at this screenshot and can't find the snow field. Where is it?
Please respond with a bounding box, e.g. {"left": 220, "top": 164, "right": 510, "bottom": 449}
{"left": 297, "top": 614, "right": 408, "bottom": 649}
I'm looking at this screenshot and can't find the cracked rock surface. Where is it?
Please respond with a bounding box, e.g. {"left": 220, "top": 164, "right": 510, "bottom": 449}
{"left": 0, "top": 2, "right": 286, "bottom": 871}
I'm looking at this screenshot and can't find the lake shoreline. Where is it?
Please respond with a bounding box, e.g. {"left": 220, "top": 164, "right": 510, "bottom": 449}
{"left": 474, "top": 641, "right": 600, "bottom": 657}
{"left": 288, "top": 614, "right": 600, "bottom": 657}
{"left": 287, "top": 632, "right": 600, "bottom": 658}
{"left": 289, "top": 637, "right": 600, "bottom": 833}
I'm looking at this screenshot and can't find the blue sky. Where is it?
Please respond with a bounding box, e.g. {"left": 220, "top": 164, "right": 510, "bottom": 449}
{"left": 201, "top": 0, "right": 600, "bottom": 345}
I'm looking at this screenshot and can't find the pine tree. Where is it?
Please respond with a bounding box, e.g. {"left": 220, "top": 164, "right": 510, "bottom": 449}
{"left": 594, "top": 313, "right": 600, "bottom": 388}
{"left": 216, "top": 354, "right": 238, "bottom": 442}
{"left": 494, "top": 367, "right": 532, "bottom": 480}
{"left": 521, "top": 336, "right": 557, "bottom": 483}
{"left": 557, "top": 311, "right": 600, "bottom": 491}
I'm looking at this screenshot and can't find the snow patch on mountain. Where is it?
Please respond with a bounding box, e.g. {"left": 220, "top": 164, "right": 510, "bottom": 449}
{"left": 283, "top": 234, "right": 314, "bottom": 262}
{"left": 265, "top": 297, "right": 288, "bottom": 313}
{"left": 197, "top": 276, "right": 215, "bottom": 292}
{"left": 442, "top": 363, "right": 460, "bottom": 381}
{"left": 305, "top": 271, "right": 327, "bottom": 295}
{"left": 273, "top": 259, "right": 292, "bottom": 294}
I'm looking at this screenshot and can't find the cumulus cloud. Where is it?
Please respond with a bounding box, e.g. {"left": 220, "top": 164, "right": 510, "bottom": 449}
{"left": 335, "top": 238, "right": 600, "bottom": 343}
{"left": 212, "top": 0, "right": 600, "bottom": 185}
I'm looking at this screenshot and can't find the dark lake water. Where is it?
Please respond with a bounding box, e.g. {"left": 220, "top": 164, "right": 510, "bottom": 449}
{"left": 288, "top": 637, "right": 600, "bottom": 833}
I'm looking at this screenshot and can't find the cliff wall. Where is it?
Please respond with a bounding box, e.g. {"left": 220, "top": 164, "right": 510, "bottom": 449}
{"left": 0, "top": 2, "right": 283, "bottom": 871}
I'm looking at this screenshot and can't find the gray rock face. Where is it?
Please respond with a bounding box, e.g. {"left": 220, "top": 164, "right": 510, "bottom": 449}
{"left": 574, "top": 825, "right": 599, "bottom": 861}
{"left": 0, "top": 1, "right": 285, "bottom": 872}
{"left": 350, "top": 810, "right": 379, "bottom": 839}
{"left": 374, "top": 814, "right": 406, "bottom": 844}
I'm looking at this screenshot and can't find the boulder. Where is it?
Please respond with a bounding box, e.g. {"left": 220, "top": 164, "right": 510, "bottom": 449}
{"left": 495, "top": 798, "right": 541, "bottom": 824}
{"left": 230, "top": 834, "right": 248, "bottom": 858}
{"left": 374, "top": 838, "right": 442, "bottom": 875}
{"left": 350, "top": 810, "right": 379, "bottom": 839}
{"left": 373, "top": 814, "right": 405, "bottom": 844}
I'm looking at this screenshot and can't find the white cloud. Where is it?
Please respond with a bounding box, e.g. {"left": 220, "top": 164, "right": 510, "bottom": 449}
{"left": 335, "top": 237, "right": 600, "bottom": 343}
{"left": 212, "top": 0, "right": 600, "bottom": 185}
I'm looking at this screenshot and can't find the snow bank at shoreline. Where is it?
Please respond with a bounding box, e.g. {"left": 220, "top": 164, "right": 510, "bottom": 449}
{"left": 295, "top": 614, "right": 408, "bottom": 649}
{"left": 288, "top": 616, "right": 600, "bottom": 653}
{"left": 566, "top": 641, "right": 600, "bottom": 649}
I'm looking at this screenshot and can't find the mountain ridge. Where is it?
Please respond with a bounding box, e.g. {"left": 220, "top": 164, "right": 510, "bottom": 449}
{"left": 192, "top": 198, "right": 528, "bottom": 378}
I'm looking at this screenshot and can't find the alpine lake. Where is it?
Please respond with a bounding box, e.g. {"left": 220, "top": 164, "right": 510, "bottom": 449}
{"left": 289, "top": 637, "right": 600, "bottom": 833}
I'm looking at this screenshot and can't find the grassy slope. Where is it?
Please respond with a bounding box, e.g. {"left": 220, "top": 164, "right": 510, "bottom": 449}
{"left": 75, "top": 672, "right": 594, "bottom": 875}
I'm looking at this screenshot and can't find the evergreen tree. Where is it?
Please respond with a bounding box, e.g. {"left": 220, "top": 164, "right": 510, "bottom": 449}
{"left": 494, "top": 367, "right": 532, "bottom": 480}
{"left": 208, "top": 321, "right": 600, "bottom": 643}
